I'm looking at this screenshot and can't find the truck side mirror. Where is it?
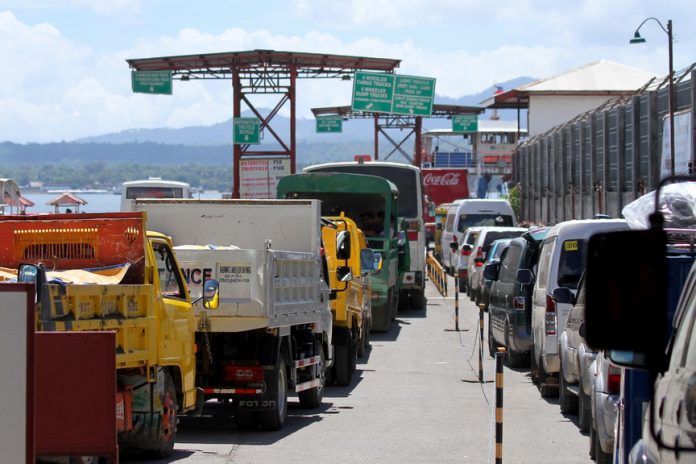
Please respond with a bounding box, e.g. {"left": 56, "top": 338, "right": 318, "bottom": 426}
{"left": 552, "top": 287, "right": 575, "bottom": 305}
{"left": 336, "top": 265, "right": 353, "bottom": 282}
{"left": 18, "top": 263, "right": 44, "bottom": 304}
{"left": 360, "top": 248, "right": 375, "bottom": 275}
{"left": 516, "top": 269, "right": 533, "bottom": 285}
{"left": 483, "top": 262, "right": 500, "bottom": 281}
{"left": 203, "top": 279, "right": 220, "bottom": 309}
{"left": 372, "top": 252, "right": 383, "bottom": 272}
{"left": 336, "top": 230, "right": 351, "bottom": 260}
{"left": 584, "top": 228, "right": 667, "bottom": 370}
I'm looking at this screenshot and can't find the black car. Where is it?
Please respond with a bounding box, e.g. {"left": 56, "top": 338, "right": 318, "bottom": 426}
{"left": 485, "top": 227, "right": 548, "bottom": 367}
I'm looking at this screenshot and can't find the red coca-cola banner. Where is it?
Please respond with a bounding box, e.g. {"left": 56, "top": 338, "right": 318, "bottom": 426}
{"left": 422, "top": 168, "right": 469, "bottom": 207}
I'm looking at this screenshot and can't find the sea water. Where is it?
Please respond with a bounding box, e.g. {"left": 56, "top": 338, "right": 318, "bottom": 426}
{"left": 21, "top": 192, "right": 223, "bottom": 214}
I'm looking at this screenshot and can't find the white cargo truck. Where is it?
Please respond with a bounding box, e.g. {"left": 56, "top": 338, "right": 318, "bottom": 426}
{"left": 134, "top": 198, "right": 332, "bottom": 431}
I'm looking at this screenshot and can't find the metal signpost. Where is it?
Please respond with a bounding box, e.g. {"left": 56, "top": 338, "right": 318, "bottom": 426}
{"left": 452, "top": 114, "right": 478, "bottom": 132}
{"left": 131, "top": 71, "right": 172, "bottom": 95}
{"left": 233, "top": 117, "right": 261, "bottom": 144}
{"left": 352, "top": 71, "right": 435, "bottom": 116}
{"left": 316, "top": 115, "right": 343, "bottom": 133}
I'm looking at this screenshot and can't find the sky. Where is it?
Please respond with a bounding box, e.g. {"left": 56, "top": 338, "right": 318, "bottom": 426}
{"left": 0, "top": 0, "right": 694, "bottom": 143}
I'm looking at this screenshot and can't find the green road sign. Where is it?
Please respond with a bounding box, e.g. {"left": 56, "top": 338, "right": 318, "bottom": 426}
{"left": 352, "top": 71, "right": 395, "bottom": 113}
{"left": 392, "top": 75, "right": 436, "bottom": 116}
{"left": 233, "top": 117, "right": 261, "bottom": 144}
{"left": 316, "top": 116, "right": 343, "bottom": 133}
{"left": 131, "top": 70, "right": 172, "bottom": 95}
{"left": 452, "top": 114, "right": 478, "bottom": 132}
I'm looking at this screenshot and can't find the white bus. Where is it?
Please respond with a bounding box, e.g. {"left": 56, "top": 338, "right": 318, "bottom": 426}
{"left": 120, "top": 178, "right": 190, "bottom": 212}
{"left": 304, "top": 159, "right": 426, "bottom": 309}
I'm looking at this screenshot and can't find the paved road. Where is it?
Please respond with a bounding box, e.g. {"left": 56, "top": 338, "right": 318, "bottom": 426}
{"left": 130, "top": 275, "right": 594, "bottom": 463}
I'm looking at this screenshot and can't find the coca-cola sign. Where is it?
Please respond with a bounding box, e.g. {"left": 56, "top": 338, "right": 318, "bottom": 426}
{"left": 423, "top": 172, "right": 461, "bottom": 186}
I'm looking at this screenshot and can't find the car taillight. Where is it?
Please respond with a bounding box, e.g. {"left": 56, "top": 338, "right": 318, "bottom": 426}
{"left": 607, "top": 365, "right": 621, "bottom": 394}
{"left": 224, "top": 365, "right": 265, "bottom": 383}
{"left": 475, "top": 246, "right": 484, "bottom": 267}
{"left": 545, "top": 294, "right": 556, "bottom": 335}
{"left": 407, "top": 231, "right": 418, "bottom": 241}
{"left": 513, "top": 297, "right": 525, "bottom": 310}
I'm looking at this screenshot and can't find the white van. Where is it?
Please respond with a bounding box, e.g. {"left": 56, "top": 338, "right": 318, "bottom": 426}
{"left": 531, "top": 219, "right": 629, "bottom": 397}
{"left": 440, "top": 199, "right": 516, "bottom": 274}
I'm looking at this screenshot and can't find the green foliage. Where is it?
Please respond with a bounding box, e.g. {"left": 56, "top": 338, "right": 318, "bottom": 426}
{"left": 509, "top": 184, "right": 521, "bottom": 221}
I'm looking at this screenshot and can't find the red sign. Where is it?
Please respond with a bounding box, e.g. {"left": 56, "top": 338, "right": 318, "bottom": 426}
{"left": 422, "top": 168, "right": 469, "bottom": 207}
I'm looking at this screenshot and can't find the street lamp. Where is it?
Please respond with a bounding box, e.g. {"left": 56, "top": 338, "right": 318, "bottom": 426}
{"left": 630, "top": 18, "right": 674, "bottom": 176}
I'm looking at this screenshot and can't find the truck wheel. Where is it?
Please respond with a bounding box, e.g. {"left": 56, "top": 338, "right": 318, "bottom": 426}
{"left": 558, "top": 364, "right": 579, "bottom": 414}
{"left": 537, "top": 357, "right": 558, "bottom": 398}
{"left": 259, "top": 357, "right": 288, "bottom": 431}
{"left": 146, "top": 370, "right": 178, "bottom": 459}
{"left": 333, "top": 331, "right": 354, "bottom": 386}
{"left": 298, "top": 343, "right": 325, "bottom": 409}
{"left": 411, "top": 288, "right": 426, "bottom": 310}
{"left": 504, "top": 325, "right": 527, "bottom": 368}
{"left": 487, "top": 317, "right": 498, "bottom": 358}
{"left": 357, "top": 319, "right": 369, "bottom": 358}
{"left": 371, "top": 301, "right": 391, "bottom": 332}
{"left": 578, "top": 388, "right": 591, "bottom": 433}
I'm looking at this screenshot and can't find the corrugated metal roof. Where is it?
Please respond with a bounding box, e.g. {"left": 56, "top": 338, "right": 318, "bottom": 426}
{"left": 518, "top": 60, "right": 657, "bottom": 92}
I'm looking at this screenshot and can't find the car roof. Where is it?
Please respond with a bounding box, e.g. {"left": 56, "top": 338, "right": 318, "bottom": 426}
{"left": 545, "top": 219, "right": 628, "bottom": 238}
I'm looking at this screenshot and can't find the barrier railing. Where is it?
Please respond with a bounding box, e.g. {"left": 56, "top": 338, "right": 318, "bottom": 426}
{"left": 426, "top": 252, "right": 447, "bottom": 297}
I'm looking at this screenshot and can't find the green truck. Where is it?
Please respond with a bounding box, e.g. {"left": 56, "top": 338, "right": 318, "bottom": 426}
{"left": 278, "top": 172, "right": 409, "bottom": 332}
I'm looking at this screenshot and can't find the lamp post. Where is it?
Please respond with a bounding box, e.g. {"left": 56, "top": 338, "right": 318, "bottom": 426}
{"left": 630, "top": 18, "right": 674, "bottom": 176}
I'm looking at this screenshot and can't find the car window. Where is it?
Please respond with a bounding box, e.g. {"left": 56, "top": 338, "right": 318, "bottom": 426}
{"left": 536, "top": 237, "right": 556, "bottom": 288}
{"left": 466, "top": 231, "right": 479, "bottom": 246}
{"left": 444, "top": 213, "right": 455, "bottom": 233}
{"left": 557, "top": 239, "right": 586, "bottom": 289}
{"left": 457, "top": 214, "right": 514, "bottom": 232}
{"left": 499, "top": 243, "right": 522, "bottom": 283}
{"left": 482, "top": 231, "right": 525, "bottom": 253}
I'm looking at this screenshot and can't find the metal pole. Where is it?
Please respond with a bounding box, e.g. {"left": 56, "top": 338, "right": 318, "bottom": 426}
{"left": 495, "top": 348, "right": 505, "bottom": 464}
{"left": 667, "top": 19, "right": 675, "bottom": 177}
{"left": 453, "top": 270, "right": 459, "bottom": 331}
{"left": 479, "top": 305, "right": 484, "bottom": 383}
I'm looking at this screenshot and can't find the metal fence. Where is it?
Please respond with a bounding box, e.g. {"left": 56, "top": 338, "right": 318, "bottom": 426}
{"left": 514, "top": 66, "right": 696, "bottom": 225}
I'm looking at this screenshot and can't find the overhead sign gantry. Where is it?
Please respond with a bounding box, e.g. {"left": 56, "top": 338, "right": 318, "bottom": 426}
{"left": 311, "top": 104, "right": 485, "bottom": 166}
{"left": 127, "top": 49, "right": 401, "bottom": 198}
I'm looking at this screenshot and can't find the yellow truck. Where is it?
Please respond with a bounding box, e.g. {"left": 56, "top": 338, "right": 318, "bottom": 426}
{"left": 322, "top": 214, "right": 375, "bottom": 385}
{"left": 0, "top": 212, "right": 212, "bottom": 458}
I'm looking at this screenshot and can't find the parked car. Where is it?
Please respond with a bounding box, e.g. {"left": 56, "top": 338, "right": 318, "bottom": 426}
{"left": 555, "top": 273, "right": 595, "bottom": 432}
{"left": 590, "top": 350, "right": 620, "bottom": 464}
{"left": 479, "top": 238, "right": 514, "bottom": 311}
{"left": 440, "top": 199, "right": 517, "bottom": 275}
{"left": 485, "top": 227, "right": 548, "bottom": 367}
{"left": 531, "top": 219, "right": 629, "bottom": 397}
{"left": 454, "top": 227, "right": 480, "bottom": 292}
{"left": 467, "top": 226, "right": 527, "bottom": 305}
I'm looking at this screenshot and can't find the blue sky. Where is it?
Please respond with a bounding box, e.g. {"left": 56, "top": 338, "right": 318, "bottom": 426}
{"left": 0, "top": 0, "right": 694, "bottom": 142}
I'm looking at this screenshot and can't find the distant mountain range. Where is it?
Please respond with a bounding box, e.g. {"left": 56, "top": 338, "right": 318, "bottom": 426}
{"left": 74, "top": 77, "right": 533, "bottom": 147}
{"left": 0, "top": 77, "right": 533, "bottom": 168}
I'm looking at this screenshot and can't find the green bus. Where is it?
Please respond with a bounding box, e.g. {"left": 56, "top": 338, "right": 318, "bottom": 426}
{"left": 277, "top": 172, "right": 408, "bottom": 332}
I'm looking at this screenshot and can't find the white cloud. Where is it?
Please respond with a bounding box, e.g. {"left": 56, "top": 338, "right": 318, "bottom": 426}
{"left": 1, "top": 2, "right": 694, "bottom": 143}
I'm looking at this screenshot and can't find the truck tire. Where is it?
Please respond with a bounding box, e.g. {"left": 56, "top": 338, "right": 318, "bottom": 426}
{"left": 411, "top": 288, "right": 426, "bottom": 310}
{"left": 333, "top": 330, "right": 354, "bottom": 386}
{"left": 558, "top": 364, "right": 579, "bottom": 414}
{"left": 371, "top": 302, "right": 391, "bottom": 332}
{"left": 145, "top": 369, "right": 178, "bottom": 459}
{"left": 537, "top": 356, "right": 558, "bottom": 398}
{"left": 504, "top": 325, "right": 528, "bottom": 368}
{"left": 578, "top": 388, "right": 591, "bottom": 433}
{"left": 298, "top": 343, "right": 325, "bottom": 409}
{"left": 357, "top": 318, "right": 369, "bottom": 358}
{"left": 259, "top": 357, "right": 288, "bottom": 431}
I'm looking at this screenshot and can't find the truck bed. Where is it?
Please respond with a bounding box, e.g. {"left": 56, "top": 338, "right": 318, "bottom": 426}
{"left": 176, "top": 248, "right": 330, "bottom": 332}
